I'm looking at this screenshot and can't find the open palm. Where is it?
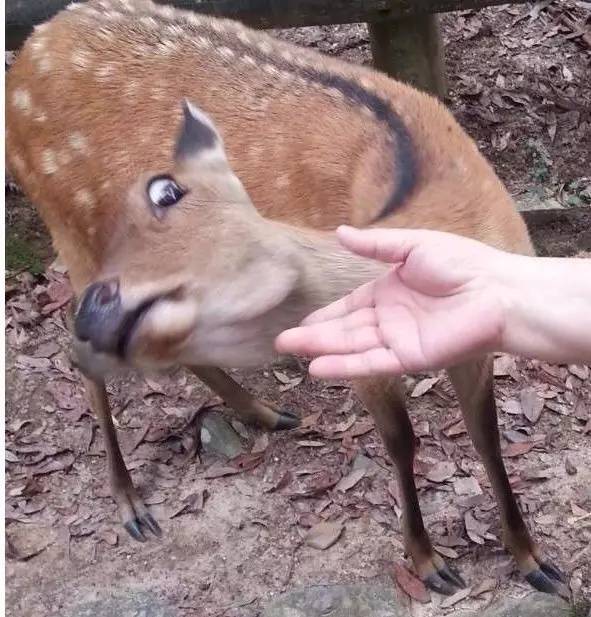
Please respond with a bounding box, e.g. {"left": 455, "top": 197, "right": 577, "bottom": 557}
{"left": 276, "top": 227, "right": 507, "bottom": 377}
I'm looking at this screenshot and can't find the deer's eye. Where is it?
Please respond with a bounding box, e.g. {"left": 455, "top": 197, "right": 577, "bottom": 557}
{"left": 147, "top": 175, "right": 186, "bottom": 209}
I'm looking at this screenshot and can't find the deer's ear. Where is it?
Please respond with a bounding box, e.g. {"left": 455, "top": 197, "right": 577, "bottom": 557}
{"left": 174, "top": 99, "right": 227, "bottom": 166}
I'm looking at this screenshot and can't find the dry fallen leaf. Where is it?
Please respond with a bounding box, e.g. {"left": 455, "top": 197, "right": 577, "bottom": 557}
{"left": 568, "top": 364, "right": 589, "bottom": 380}
{"left": 411, "top": 377, "right": 439, "bottom": 398}
{"left": 520, "top": 387, "right": 544, "bottom": 423}
{"left": 504, "top": 441, "right": 535, "bottom": 457}
{"left": 471, "top": 578, "right": 497, "bottom": 597}
{"left": 443, "top": 420, "right": 466, "bottom": 437}
{"left": 464, "top": 510, "right": 489, "bottom": 545}
{"left": 502, "top": 399, "right": 522, "bottom": 415}
{"left": 335, "top": 468, "right": 365, "bottom": 492}
{"left": 440, "top": 587, "right": 472, "bottom": 608}
{"left": 453, "top": 476, "right": 482, "bottom": 496}
{"left": 203, "top": 464, "right": 241, "bottom": 479}
{"left": 170, "top": 489, "right": 208, "bottom": 518}
{"left": 493, "top": 355, "right": 518, "bottom": 378}
{"left": 426, "top": 461, "right": 456, "bottom": 483}
{"left": 391, "top": 562, "right": 430, "bottom": 603}
{"left": 303, "top": 521, "right": 343, "bottom": 550}
{"left": 434, "top": 545, "right": 459, "bottom": 559}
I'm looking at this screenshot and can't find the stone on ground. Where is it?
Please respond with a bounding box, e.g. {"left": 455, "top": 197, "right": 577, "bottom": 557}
{"left": 263, "top": 584, "right": 407, "bottom": 617}
{"left": 66, "top": 591, "right": 175, "bottom": 617}
{"left": 200, "top": 412, "right": 243, "bottom": 459}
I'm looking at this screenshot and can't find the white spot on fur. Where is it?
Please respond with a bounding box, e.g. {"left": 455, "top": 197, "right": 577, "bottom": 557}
{"left": 37, "top": 56, "right": 52, "bottom": 73}
{"left": 66, "top": 2, "right": 80, "bottom": 10}
{"left": 35, "top": 112, "right": 48, "bottom": 123}
{"left": 106, "top": 10, "right": 124, "bottom": 20}
{"left": 158, "top": 39, "right": 177, "bottom": 55}
{"left": 124, "top": 81, "right": 138, "bottom": 99}
{"left": 71, "top": 49, "right": 91, "bottom": 71}
{"left": 280, "top": 50, "right": 294, "bottom": 62}
{"left": 166, "top": 24, "right": 183, "bottom": 36}
{"left": 359, "top": 77, "right": 374, "bottom": 91}
{"left": 258, "top": 41, "right": 272, "bottom": 54}
{"left": 95, "top": 64, "right": 114, "bottom": 80}
{"left": 74, "top": 188, "right": 95, "bottom": 208}
{"left": 248, "top": 145, "right": 263, "bottom": 159}
{"left": 96, "top": 28, "right": 115, "bottom": 43}
{"left": 275, "top": 174, "right": 290, "bottom": 190}
{"left": 194, "top": 36, "right": 211, "bottom": 49}
{"left": 277, "top": 70, "right": 293, "bottom": 81}
{"left": 326, "top": 87, "right": 344, "bottom": 101}
{"left": 360, "top": 106, "right": 376, "bottom": 119}
{"left": 140, "top": 15, "right": 157, "bottom": 28}
{"left": 187, "top": 14, "right": 203, "bottom": 26}
{"left": 210, "top": 21, "right": 226, "bottom": 34}
{"left": 41, "top": 150, "right": 58, "bottom": 175}
{"left": 241, "top": 55, "right": 256, "bottom": 67}
{"left": 68, "top": 132, "right": 89, "bottom": 153}
{"left": 218, "top": 47, "right": 235, "bottom": 60}
{"left": 237, "top": 31, "right": 250, "bottom": 45}
{"left": 12, "top": 89, "right": 32, "bottom": 113}
{"left": 157, "top": 5, "right": 175, "bottom": 19}
{"left": 30, "top": 38, "right": 46, "bottom": 55}
{"left": 262, "top": 64, "right": 278, "bottom": 76}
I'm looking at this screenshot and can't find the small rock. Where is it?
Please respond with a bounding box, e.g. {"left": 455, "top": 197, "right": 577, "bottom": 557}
{"left": 66, "top": 591, "right": 176, "bottom": 617}
{"left": 565, "top": 456, "right": 578, "bottom": 475}
{"left": 263, "top": 584, "right": 408, "bottom": 617}
{"left": 474, "top": 592, "right": 570, "bottom": 617}
{"left": 200, "top": 412, "right": 243, "bottom": 459}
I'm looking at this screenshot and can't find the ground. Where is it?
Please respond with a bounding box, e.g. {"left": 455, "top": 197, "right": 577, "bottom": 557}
{"left": 4, "top": 1, "right": 591, "bottom": 616}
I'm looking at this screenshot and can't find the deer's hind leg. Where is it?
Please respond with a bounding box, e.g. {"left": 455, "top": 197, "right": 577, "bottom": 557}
{"left": 447, "top": 356, "right": 568, "bottom": 597}
{"left": 190, "top": 366, "right": 300, "bottom": 430}
{"left": 354, "top": 375, "right": 465, "bottom": 595}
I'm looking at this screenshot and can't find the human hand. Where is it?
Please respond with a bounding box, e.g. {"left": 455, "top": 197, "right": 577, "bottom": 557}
{"left": 276, "top": 225, "right": 511, "bottom": 377}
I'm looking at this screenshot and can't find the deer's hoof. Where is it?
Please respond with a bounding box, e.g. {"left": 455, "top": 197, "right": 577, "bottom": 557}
{"left": 525, "top": 562, "right": 570, "bottom": 599}
{"left": 423, "top": 562, "right": 466, "bottom": 596}
{"left": 274, "top": 409, "right": 301, "bottom": 430}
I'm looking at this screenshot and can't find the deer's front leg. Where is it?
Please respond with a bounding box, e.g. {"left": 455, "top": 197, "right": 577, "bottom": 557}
{"left": 354, "top": 376, "right": 465, "bottom": 595}
{"left": 83, "top": 376, "right": 161, "bottom": 541}
{"left": 190, "top": 366, "right": 300, "bottom": 430}
{"left": 447, "top": 357, "right": 568, "bottom": 597}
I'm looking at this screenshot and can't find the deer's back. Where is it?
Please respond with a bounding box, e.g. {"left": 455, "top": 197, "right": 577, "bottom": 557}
{"left": 6, "top": 0, "right": 532, "bottom": 289}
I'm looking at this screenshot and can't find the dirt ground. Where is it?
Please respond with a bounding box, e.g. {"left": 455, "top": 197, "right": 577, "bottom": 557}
{"left": 4, "top": 1, "right": 591, "bottom": 615}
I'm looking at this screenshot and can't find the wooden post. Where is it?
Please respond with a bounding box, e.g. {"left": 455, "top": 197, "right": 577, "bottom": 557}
{"left": 369, "top": 14, "right": 447, "bottom": 99}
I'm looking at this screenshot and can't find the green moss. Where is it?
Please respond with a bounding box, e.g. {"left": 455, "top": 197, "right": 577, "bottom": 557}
{"left": 5, "top": 231, "right": 44, "bottom": 275}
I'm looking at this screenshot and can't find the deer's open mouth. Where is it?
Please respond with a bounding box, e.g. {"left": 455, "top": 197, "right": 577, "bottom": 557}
{"left": 115, "top": 296, "right": 160, "bottom": 358}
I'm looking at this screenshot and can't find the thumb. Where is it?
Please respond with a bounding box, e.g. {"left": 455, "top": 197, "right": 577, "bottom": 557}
{"left": 336, "top": 226, "right": 439, "bottom": 265}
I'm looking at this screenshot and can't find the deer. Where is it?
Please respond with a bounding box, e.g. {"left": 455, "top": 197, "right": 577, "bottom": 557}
{"left": 5, "top": 0, "right": 569, "bottom": 599}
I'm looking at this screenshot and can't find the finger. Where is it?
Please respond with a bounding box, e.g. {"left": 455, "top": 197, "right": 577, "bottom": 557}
{"left": 308, "top": 347, "right": 403, "bottom": 379}
{"left": 301, "top": 280, "right": 378, "bottom": 325}
{"left": 336, "top": 225, "right": 434, "bottom": 264}
{"left": 275, "top": 312, "right": 382, "bottom": 357}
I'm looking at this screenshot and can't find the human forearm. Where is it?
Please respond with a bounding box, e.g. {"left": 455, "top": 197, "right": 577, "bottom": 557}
{"left": 497, "top": 256, "right": 591, "bottom": 364}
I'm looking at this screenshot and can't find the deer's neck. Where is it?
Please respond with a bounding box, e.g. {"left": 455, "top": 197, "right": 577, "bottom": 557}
{"left": 279, "top": 223, "right": 388, "bottom": 314}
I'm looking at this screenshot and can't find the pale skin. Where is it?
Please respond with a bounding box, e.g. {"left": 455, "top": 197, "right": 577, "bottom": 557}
{"left": 276, "top": 225, "right": 591, "bottom": 377}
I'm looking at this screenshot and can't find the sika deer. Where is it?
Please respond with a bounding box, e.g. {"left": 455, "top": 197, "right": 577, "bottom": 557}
{"left": 6, "top": 0, "right": 568, "bottom": 598}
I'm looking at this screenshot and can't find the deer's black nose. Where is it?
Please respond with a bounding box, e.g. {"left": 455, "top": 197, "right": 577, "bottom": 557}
{"left": 74, "top": 279, "right": 124, "bottom": 355}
